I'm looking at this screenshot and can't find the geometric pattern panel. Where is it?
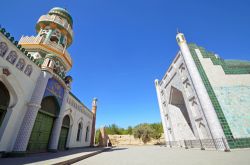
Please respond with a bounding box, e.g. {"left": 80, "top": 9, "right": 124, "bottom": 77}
{"left": 44, "top": 78, "right": 65, "bottom": 107}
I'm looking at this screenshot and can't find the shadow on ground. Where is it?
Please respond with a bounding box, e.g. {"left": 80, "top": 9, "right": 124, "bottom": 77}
{"left": 0, "top": 147, "right": 105, "bottom": 165}
{"left": 104, "top": 147, "right": 128, "bottom": 152}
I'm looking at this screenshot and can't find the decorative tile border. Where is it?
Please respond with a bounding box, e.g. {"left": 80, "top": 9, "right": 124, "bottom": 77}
{"left": 191, "top": 44, "right": 250, "bottom": 74}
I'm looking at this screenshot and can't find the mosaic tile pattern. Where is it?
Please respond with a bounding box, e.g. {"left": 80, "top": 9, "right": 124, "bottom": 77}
{"left": 214, "top": 86, "right": 250, "bottom": 138}
{"left": 188, "top": 44, "right": 250, "bottom": 148}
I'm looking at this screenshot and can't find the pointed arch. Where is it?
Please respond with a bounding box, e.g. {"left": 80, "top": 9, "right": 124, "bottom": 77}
{"left": 76, "top": 122, "right": 83, "bottom": 141}
{"left": 0, "top": 81, "right": 10, "bottom": 127}
{"left": 85, "top": 125, "right": 90, "bottom": 142}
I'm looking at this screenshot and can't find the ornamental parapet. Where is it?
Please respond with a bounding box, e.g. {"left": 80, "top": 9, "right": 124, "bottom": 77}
{"left": 19, "top": 35, "right": 72, "bottom": 70}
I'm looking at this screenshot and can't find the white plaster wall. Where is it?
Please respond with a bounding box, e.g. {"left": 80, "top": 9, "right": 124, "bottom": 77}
{"left": 64, "top": 95, "right": 93, "bottom": 148}
{"left": 168, "top": 104, "right": 196, "bottom": 141}
{"left": 0, "top": 34, "right": 41, "bottom": 151}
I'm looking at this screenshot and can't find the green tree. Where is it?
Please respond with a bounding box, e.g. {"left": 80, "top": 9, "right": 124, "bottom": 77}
{"left": 95, "top": 129, "right": 101, "bottom": 144}
{"left": 105, "top": 124, "right": 121, "bottom": 135}
{"left": 133, "top": 124, "right": 153, "bottom": 144}
{"left": 150, "top": 123, "right": 163, "bottom": 142}
{"left": 127, "top": 126, "right": 133, "bottom": 135}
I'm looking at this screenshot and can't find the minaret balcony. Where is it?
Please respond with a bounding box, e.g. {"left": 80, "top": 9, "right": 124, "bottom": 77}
{"left": 19, "top": 35, "right": 72, "bottom": 71}
{"left": 37, "top": 15, "right": 73, "bottom": 38}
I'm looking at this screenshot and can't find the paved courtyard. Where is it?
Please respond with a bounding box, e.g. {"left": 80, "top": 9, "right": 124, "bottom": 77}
{"left": 73, "top": 145, "right": 250, "bottom": 165}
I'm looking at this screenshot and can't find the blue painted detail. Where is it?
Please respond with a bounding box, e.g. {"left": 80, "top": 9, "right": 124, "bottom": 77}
{"left": 44, "top": 78, "right": 64, "bottom": 106}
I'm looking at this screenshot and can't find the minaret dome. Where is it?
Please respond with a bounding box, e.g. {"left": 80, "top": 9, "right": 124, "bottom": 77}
{"left": 176, "top": 32, "right": 186, "bottom": 45}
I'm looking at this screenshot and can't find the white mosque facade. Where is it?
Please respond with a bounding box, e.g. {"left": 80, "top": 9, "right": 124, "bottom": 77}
{"left": 155, "top": 33, "right": 250, "bottom": 150}
{"left": 0, "top": 8, "right": 97, "bottom": 156}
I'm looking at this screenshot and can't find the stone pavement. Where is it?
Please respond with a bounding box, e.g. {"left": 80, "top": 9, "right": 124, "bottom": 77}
{"left": 73, "top": 145, "right": 250, "bottom": 165}
{"left": 0, "top": 147, "right": 110, "bottom": 165}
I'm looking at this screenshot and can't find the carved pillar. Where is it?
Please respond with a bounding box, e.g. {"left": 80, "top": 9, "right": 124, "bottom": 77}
{"left": 13, "top": 71, "right": 51, "bottom": 152}
{"left": 44, "top": 29, "right": 53, "bottom": 43}
{"left": 176, "top": 33, "right": 228, "bottom": 150}
{"left": 48, "top": 89, "right": 69, "bottom": 151}
{"left": 155, "top": 80, "right": 172, "bottom": 145}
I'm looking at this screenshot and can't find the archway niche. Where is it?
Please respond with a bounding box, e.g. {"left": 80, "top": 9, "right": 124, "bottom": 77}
{"left": 58, "top": 115, "right": 70, "bottom": 150}
{"left": 169, "top": 86, "right": 194, "bottom": 134}
{"left": 27, "top": 96, "right": 60, "bottom": 152}
{"left": 0, "top": 81, "right": 10, "bottom": 127}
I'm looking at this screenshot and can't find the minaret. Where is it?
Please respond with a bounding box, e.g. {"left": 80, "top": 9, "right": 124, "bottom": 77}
{"left": 13, "top": 8, "right": 74, "bottom": 153}
{"left": 176, "top": 32, "right": 228, "bottom": 150}
{"left": 19, "top": 7, "right": 74, "bottom": 77}
{"left": 90, "top": 98, "right": 98, "bottom": 146}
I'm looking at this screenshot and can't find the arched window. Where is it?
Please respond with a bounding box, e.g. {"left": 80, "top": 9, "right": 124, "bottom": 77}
{"left": 60, "top": 36, "right": 67, "bottom": 47}
{"left": 85, "top": 126, "right": 90, "bottom": 142}
{"left": 62, "top": 115, "right": 70, "bottom": 128}
{"left": 50, "top": 29, "right": 61, "bottom": 44}
{"left": 16, "top": 58, "right": 26, "bottom": 71}
{"left": 6, "top": 51, "right": 17, "bottom": 64}
{"left": 0, "top": 42, "right": 8, "bottom": 57}
{"left": 40, "top": 26, "right": 50, "bottom": 37}
{"left": 24, "top": 65, "right": 32, "bottom": 76}
{"left": 76, "top": 122, "right": 83, "bottom": 141}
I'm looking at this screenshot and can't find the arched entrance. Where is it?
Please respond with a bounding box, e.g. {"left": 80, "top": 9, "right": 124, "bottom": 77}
{"left": 0, "top": 81, "right": 10, "bottom": 127}
{"left": 169, "top": 87, "right": 196, "bottom": 141}
{"left": 58, "top": 115, "right": 70, "bottom": 150}
{"left": 27, "top": 96, "right": 59, "bottom": 152}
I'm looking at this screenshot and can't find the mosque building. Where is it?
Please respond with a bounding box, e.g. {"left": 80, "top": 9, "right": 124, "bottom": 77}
{"left": 155, "top": 32, "right": 250, "bottom": 150}
{"left": 0, "top": 7, "right": 97, "bottom": 156}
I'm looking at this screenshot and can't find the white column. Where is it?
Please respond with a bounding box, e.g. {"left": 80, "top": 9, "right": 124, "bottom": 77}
{"left": 13, "top": 71, "right": 51, "bottom": 152}
{"left": 155, "top": 80, "right": 171, "bottom": 145}
{"left": 48, "top": 89, "right": 69, "bottom": 151}
{"left": 176, "top": 33, "right": 227, "bottom": 150}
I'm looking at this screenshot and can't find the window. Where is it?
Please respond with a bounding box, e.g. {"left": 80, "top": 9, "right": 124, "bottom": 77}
{"left": 0, "top": 42, "right": 8, "bottom": 57}
{"left": 40, "top": 26, "right": 50, "bottom": 37}
{"left": 24, "top": 64, "right": 32, "bottom": 76}
{"left": 76, "top": 123, "right": 83, "bottom": 141}
{"left": 50, "top": 29, "right": 61, "bottom": 44}
{"left": 6, "top": 51, "right": 17, "bottom": 64}
{"left": 16, "top": 58, "right": 26, "bottom": 71}
{"left": 85, "top": 126, "right": 90, "bottom": 142}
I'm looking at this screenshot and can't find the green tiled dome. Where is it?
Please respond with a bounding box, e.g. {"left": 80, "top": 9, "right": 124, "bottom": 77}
{"left": 48, "top": 7, "right": 73, "bottom": 27}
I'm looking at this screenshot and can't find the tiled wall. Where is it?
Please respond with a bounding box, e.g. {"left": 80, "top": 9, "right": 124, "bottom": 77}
{"left": 188, "top": 43, "right": 250, "bottom": 148}
{"left": 214, "top": 86, "right": 250, "bottom": 138}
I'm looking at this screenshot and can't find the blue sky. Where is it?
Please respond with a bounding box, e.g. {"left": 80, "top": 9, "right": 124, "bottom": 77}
{"left": 1, "top": 0, "right": 250, "bottom": 128}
